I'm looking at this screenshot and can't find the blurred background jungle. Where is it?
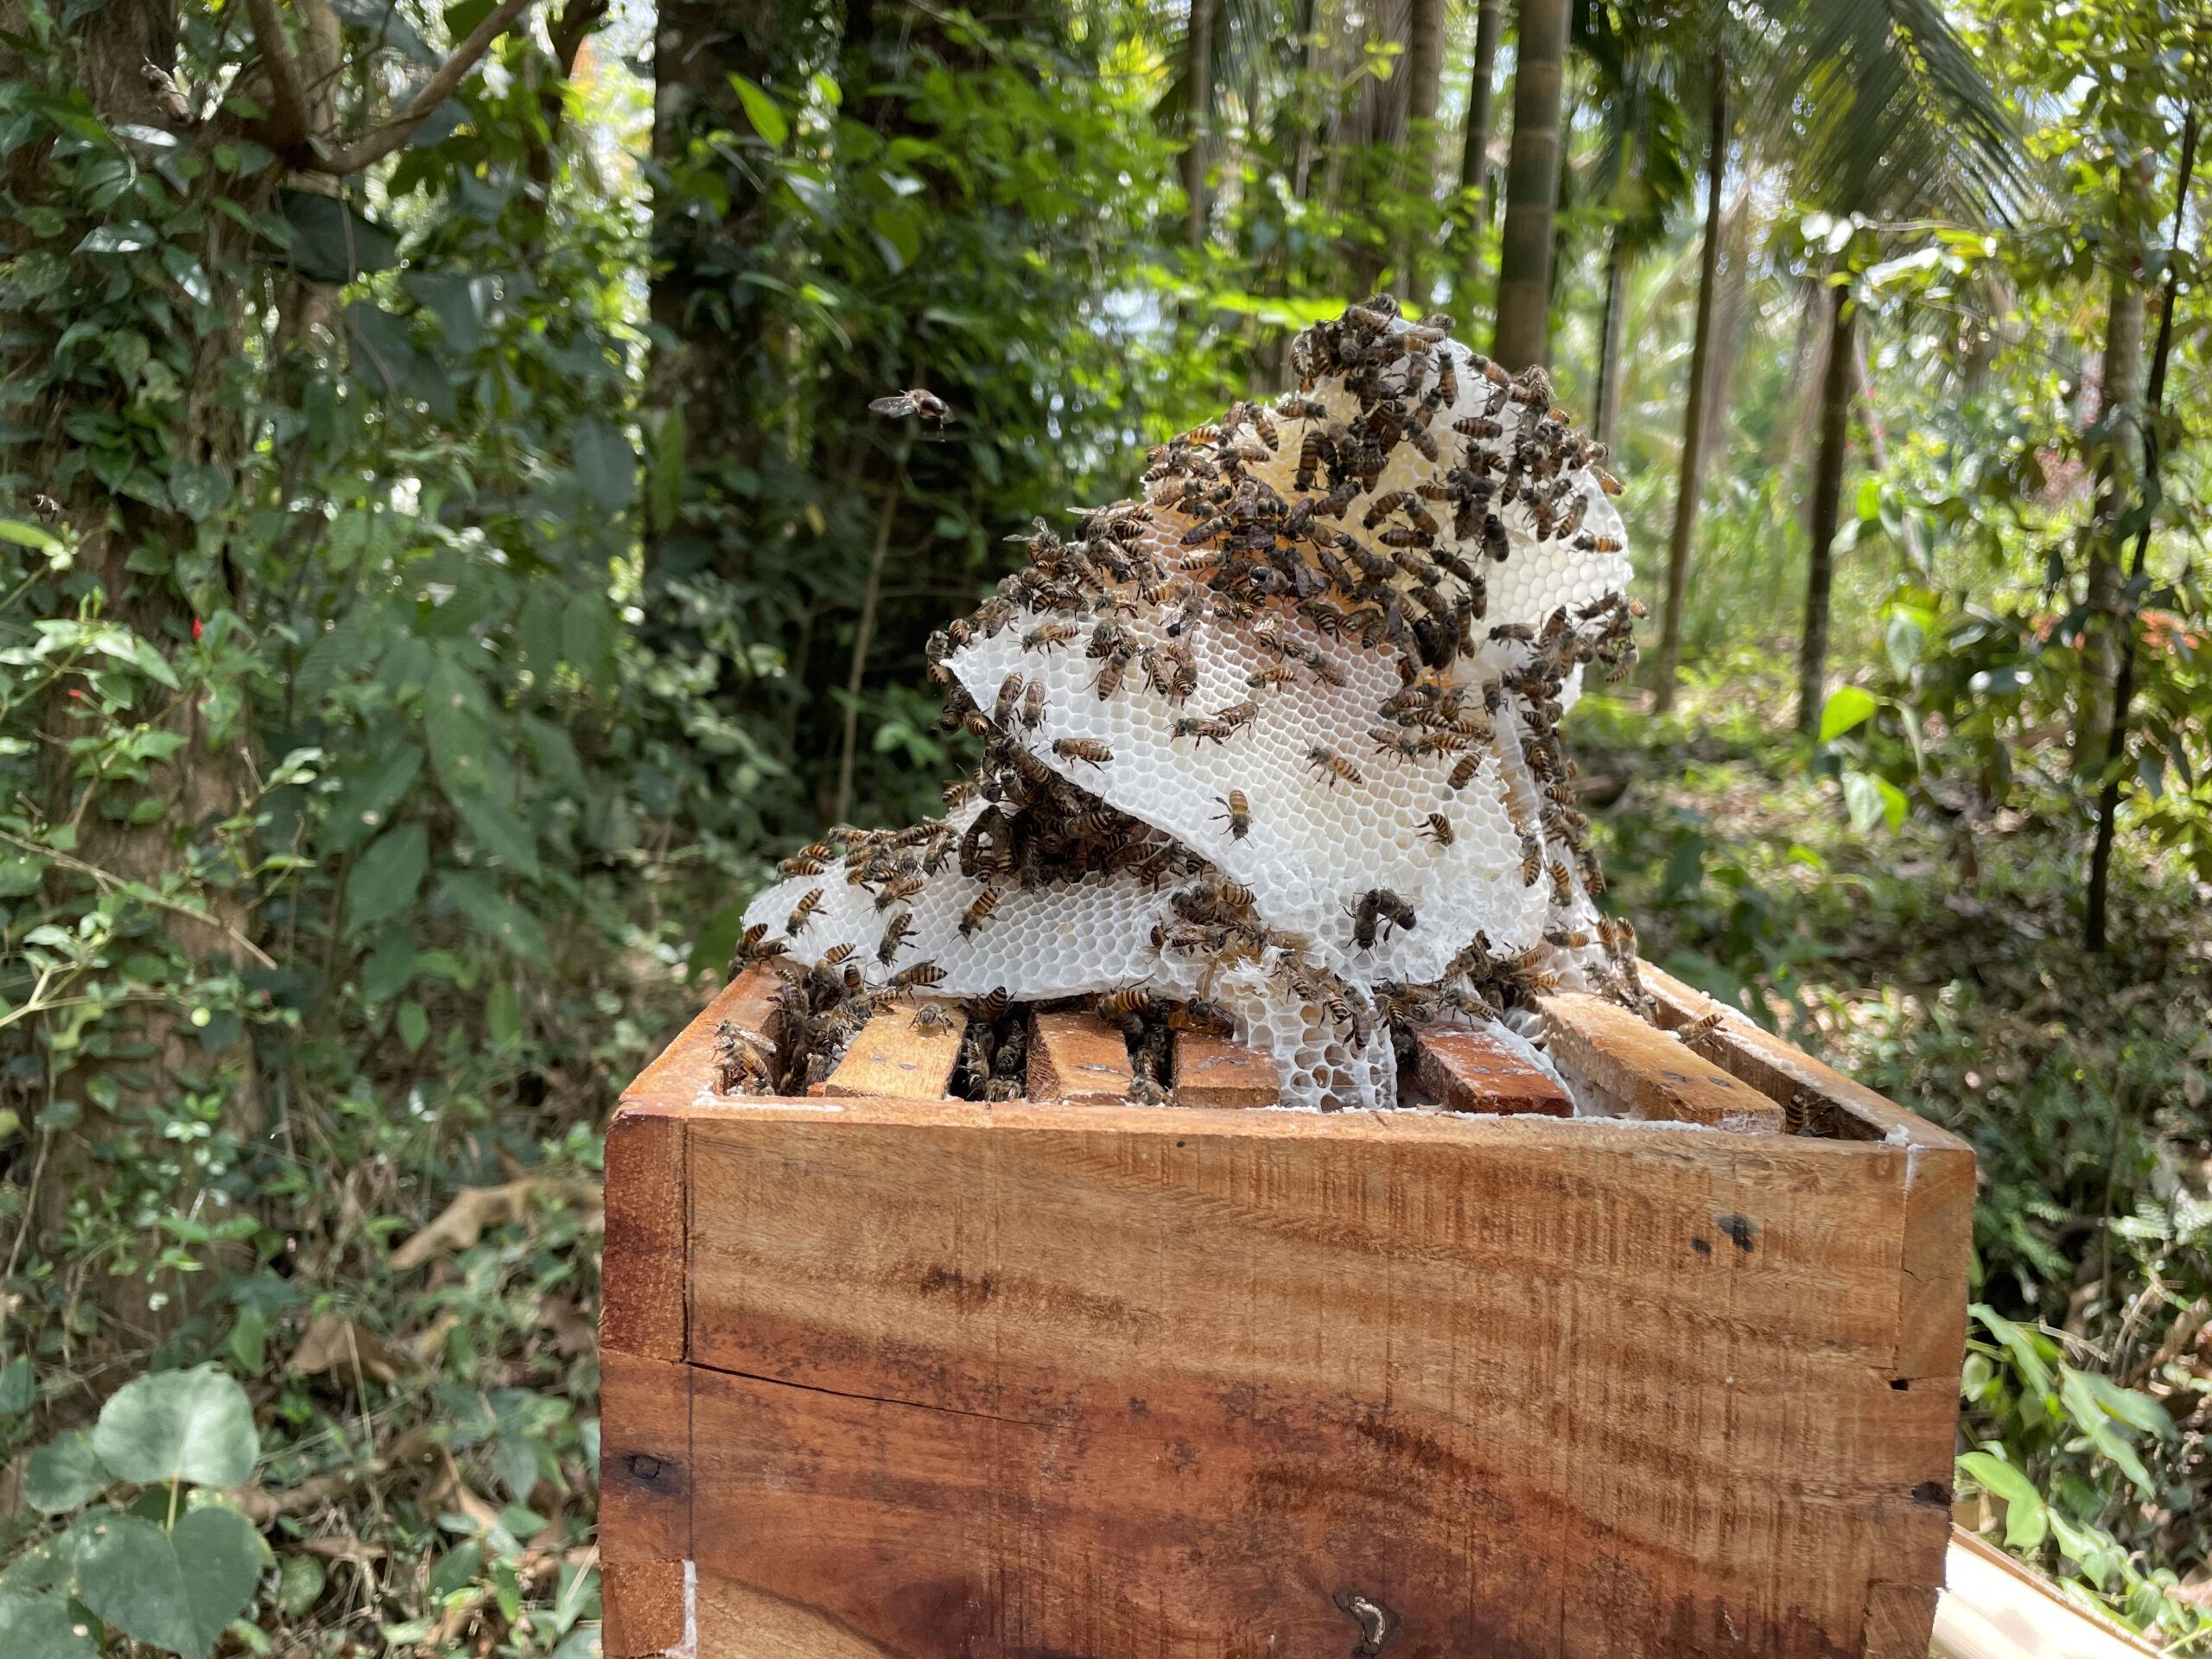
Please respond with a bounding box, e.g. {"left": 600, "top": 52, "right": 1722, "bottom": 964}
{"left": 1, "top": 0, "right": 2210, "bottom": 1649}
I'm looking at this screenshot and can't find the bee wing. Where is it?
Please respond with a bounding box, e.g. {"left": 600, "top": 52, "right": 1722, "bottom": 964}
{"left": 869, "top": 395, "right": 918, "bottom": 416}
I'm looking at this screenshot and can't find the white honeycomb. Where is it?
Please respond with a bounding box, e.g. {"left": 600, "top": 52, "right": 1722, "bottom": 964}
{"left": 740, "top": 301, "right": 1641, "bottom": 1110}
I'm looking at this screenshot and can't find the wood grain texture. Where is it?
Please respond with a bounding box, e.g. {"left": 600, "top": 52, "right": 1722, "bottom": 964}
{"left": 598, "top": 1351, "right": 692, "bottom": 1566}
{"left": 816, "top": 1001, "right": 964, "bottom": 1099}
{"left": 652, "top": 1095, "right": 1954, "bottom": 1657}
{"left": 1541, "top": 991, "right": 1784, "bottom": 1131}
{"left": 1414, "top": 1026, "right": 1573, "bottom": 1116}
{"left": 1026, "top": 1008, "right": 1133, "bottom": 1103}
{"left": 1172, "top": 1030, "right": 1276, "bottom": 1107}
{"left": 601, "top": 1560, "right": 686, "bottom": 1657}
{"left": 624, "top": 969, "right": 779, "bottom": 1105}
{"left": 599, "top": 1104, "right": 686, "bottom": 1361}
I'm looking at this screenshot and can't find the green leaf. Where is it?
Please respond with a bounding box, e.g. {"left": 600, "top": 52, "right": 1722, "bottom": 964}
{"left": 277, "top": 190, "right": 399, "bottom": 283}
{"left": 276, "top": 1554, "right": 325, "bottom": 1618}
{"left": 572, "top": 416, "right": 635, "bottom": 511}
{"left": 448, "top": 787, "right": 539, "bottom": 879}
{"left": 397, "top": 1000, "right": 429, "bottom": 1053}
{"left": 0, "top": 518, "right": 61, "bottom": 552}
{"left": 0, "top": 1353, "right": 31, "bottom": 1413}
{"left": 76, "top": 221, "right": 156, "bottom": 254}
{"left": 361, "top": 928, "right": 416, "bottom": 1006}
{"left": 1882, "top": 613, "right": 1923, "bottom": 679}
{"left": 729, "top": 75, "right": 789, "bottom": 146}
{"left": 1817, "top": 685, "right": 1878, "bottom": 743}
{"left": 344, "top": 824, "right": 428, "bottom": 934}
{"left": 24, "top": 1430, "right": 111, "bottom": 1512}
{"left": 92, "top": 1365, "right": 259, "bottom": 1490}
{"left": 0, "top": 1591, "right": 98, "bottom": 1659}
{"left": 440, "top": 874, "right": 547, "bottom": 960}
{"left": 325, "top": 743, "right": 423, "bottom": 852}
{"left": 1956, "top": 1451, "right": 2045, "bottom": 1549}
{"left": 77, "top": 1505, "right": 262, "bottom": 1659}
{"left": 1838, "top": 769, "right": 1904, "bottom": 834}
{"left": 648, "top": 407, "right": 686, "bottom": 534}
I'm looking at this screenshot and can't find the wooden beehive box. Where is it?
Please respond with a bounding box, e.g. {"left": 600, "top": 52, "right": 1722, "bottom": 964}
{"left": 598, "top": 964, "right": 1972, "bottom": 1659}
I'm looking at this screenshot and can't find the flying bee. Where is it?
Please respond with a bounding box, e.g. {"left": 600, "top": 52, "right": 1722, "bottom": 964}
{"left": 1021, "top": 679, "right": 1046, "bottom": 728}
{"left": 1306, "top": 744, "right": 1364, "bottom": 788}
{"left": 877, "top": 910, "right": 916, "bottom": 966}
{"left": 1419, "top": 812, "right": 1454, "bottom": 847}
{"left": 1597, "top": 468, "right": 1624, "bottom": 496}
{"left": 868, "top": 386, "right": 950, "bottom": 430}
{"left": 958, "top": 884, "right": 1002, "bottom": 938}
{"left": 1213, "top": 790, "right": 1252, "bottom": 839}
{"left": 995, "top": 672, "right": 1026, "bottom": 727}
{"left": 1545, "top": 927, "right": 1592, "bottom": 949}
{"left": 1053, "top": 737, "right": 1114, "bottom": 768}
{"left": 1025, "top": 620, "right": 1080, "bottom": 651}
{"left": 892, "top": 960, "right": 947, "bottom": 991}
{"left": 785, "top": 887, "right": 826, "bottom": 936}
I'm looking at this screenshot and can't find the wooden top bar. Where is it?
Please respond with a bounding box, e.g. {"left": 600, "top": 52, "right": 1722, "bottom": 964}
{"left": 1413, "top": 1027, "right": 1573, "bottom": 1116}
{"left": 1027, "top": 1009, "right": 1135, "bottom": 1103}
{"left": 816, "top": 1001, "right": 965, "bottom": 1099}
{"left": 1540, "top": 991, "right": 1784, "bottom": 1132}
{"left": 1172, "top": 1030, "right": 1277, "bottom": 1108}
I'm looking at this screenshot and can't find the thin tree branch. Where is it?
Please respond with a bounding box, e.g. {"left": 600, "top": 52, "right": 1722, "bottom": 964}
{"left": 244, "top": 0, "right": 313, "bottom": 153}
{"left": 304, "top": 0, "right": 539, "bottom": 175}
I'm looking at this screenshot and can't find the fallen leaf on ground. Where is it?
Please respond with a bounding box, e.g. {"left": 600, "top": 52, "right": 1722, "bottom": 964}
{"left": 389, "top": 1178, "right": 602, "bottom": 1272}
{"left": 293, "top": 1312, "right": 415, "bottom": 1387}
{"left": 537, "top": 1294, "right": 596, "bottom": 1357}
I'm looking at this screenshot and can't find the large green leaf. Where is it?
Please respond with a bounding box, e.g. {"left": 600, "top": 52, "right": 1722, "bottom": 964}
{"left": 278, "top": 190, "right": 400, "bottom": 283}
{"left": 24, "top": 1429, "right": 111, "bottom": 1513}
{"left": 1955, "top": 1451, "right": 2045, "bottom": 1549}
{"left": 572, "top": 416, "right": 636, "bottom": 511}
{"left": 441, "top": 874, "right": 549, "bottom": 960}
{"left": 1817, "top": 684, "right": 1878, "bottom": 742}
{"left": 91, "top": 1366, "right": 258, "bottom": 1490}
{"left": 345, "top": 823, "right": 429, "bottom": 933}
{"left": 76, "top": 1506, "right": 261, "bottom": 1659}
{"left": 0, "top": 1591, "right": 97, "bottom": 1659}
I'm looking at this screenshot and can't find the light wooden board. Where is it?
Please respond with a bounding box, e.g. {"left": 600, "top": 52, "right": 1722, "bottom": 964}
{"left": 1172, "top": 1029, "right": 1276, "bottom": 1107}
{"left": 815, "top": 1001, "right": 965, "bottom": 1099}
{"left": 1541, "top": 990, "right": 1785, "bottom": 1131}
{"left": 1026, "top": 1008, "right": 1133, "bottom": 1103}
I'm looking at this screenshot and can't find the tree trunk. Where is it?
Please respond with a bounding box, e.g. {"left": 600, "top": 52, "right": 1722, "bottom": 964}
{"left": 1458, "top": 0, "right": 1503, "bottom": 257}
{"left": 2086, "top": 107, "right": 2197, "bottom": 951}
{"left": 1181, "top": 0, "right": 1217, "bottom": 248}
{"left": 1491, "top": 0, "right": 1572, "bottom": 368}
{"left": 1397, "top": 0, "right": 1447, "bottom": 294}
{"left": 2075, "top": 202, "right": 2149, "bottom": 776}
{"left": 1796, "top": 283, "right": 1855, "bottom": 734}
{"left": 1649, "top": 67, "right": 1726, "bottom": 712}
{"left": 1592, "top": 213, "right": 1630, "bottom": 449}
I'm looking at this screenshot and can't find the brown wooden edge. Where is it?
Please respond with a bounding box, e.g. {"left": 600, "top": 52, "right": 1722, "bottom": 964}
{"left": 1027, "top": 1008, "right": 1135, "bottom": 1103}
{"left": 601, "top": 1560, "right": 685, "bottom": 1657}
{"left": 1412, "top": 1026, "right": 1573, "bottom": 1116}
{"left": 1539, "top": 990, "right": 1785, "bottom": 1131}
{"left": 817, "top": 1001, "right": 966, "bottom": 1099}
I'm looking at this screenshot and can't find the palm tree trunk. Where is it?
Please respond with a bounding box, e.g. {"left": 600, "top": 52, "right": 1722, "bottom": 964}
{"left": 2086, "top": 107, "right": 2197, "bottom": 951}
{"left": 1592, "top": 211, "right": 1630, "bottom": 448}
{"left": 1796, "top": 283, "right": 1855, "bottom": 734}
{"left": 1649, "top": 67, "right": 1726, "bottom": 712}
{"left": 1181, "top": 0, "right": 1217, "bottom": 248}
{"left": 1398, "top": 0, "right": 1448, "bottom": 293}
{"left": 1456, "top": 0, "right": 1503, "bottom": 303}
{"left": 1491, "top": 0, "right": 1571, "bottom": 368}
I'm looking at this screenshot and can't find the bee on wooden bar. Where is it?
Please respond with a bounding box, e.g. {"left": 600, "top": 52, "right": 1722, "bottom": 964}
{"left": 1052, "top": 737, "right": 1113, "bottom": 768}
{"left": 785, "top": 887, "right": 825, "bottom": 937}
{"left": 1168, "top": 996, "right": 1236, "bottom": 1036}
{"left": 1306, "top": 744, "right": 1364, "bottom": 788}
{"left": 1212, "top": 790, "right": 1252, "bottom": 840}
{"left": 1093, "top": 987, "right": 1154, "bottom": 1023}
{"left": 910, "top": 1002, "right": 957, "bottom": 1035}
{"left": 712, "top": 1021, "right": 774, "bottom": 1095}
{"left": 1679, "top": 1011, "right": 1727, "bottom": 1051}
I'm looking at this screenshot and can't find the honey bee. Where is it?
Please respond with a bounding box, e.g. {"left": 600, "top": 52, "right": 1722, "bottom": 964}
{"left": 1025, "top": 620, "right": 1080, "bottom": 651}
{"left": 712, "top": 1021, "right": 774, "bottom": 1094}
{"left": 1167, "top": 996, "right": 1236, "bottom": 1035}
{"left": 1021, "top": 679, "right": 1046, "bottom": 728}
{"left": 1574, "top": 532, "right": 1624, "bottom": 554}
{"left": 1547, "top": 859, "right": 1573, "bottom": 902}
{"left": 878, "top": 910, "right": 916, "bottom": 966}
{"left": 1596, "top": 468, "right": 1624, "bottom": 496}
{"left": 1212, "top": 698, "right": 1259, "bottom": 733}
{"left": 1446, "top": 753, "right": 1482, "bottom": 791}
{"left": 821, "top": 942, "right": 855, "bottom": 967}
{"left": 778, "top": 853, "right": 826, "bottom": 878}
{"left": 1346, "top": 887, "right": 1416, "bottom": 950}
{"left": 785, "top": 887, "right": 825, "bottom": 936}
{"left": 911, "top": 1001, "right": 957, "bottom": 1034}
{"left": 868, "top": 387, "right": 951, "bottom": 431}
{"left": 995, "top": 672, "right": 1026, "bottom": 726}
{"left": 1053, "top": 737, "right": 1114, "bottom": 768}
{"left": 1519, "top": 834, "right": 1543, "bottom": 887}
{"left": 874, "top": 871, "right": 925, "bottom": 910}
{"left": 1247, "top": 663, "right": 1300, "bottom": 691}
{"left": 1522, "top": 969, "right": 1563, "bottom": 995}
{"left": 892, "top": 960, "right": 948, "bottom": 990}
{"left": 1679, "top": 1011, "right": 1727, "bottom": 1050}
{"left": 1212, "top": 790, "right": 1252, "bottom": 839}
{"left": 1306, "top": 744, "right": 1364, "bottom": 788}
{"left": 732, "top": 923, "right": 789, "bottom": 970}
{"left": 1419, "top": 812, "right": 1454, "bottom": 847}
{"left": 1093, "top": 987, "right": 1154, "bottom": 1022}
{"left": 958, "top": 884, "right": 1001, "bottom": 938}
{"left": 975, "top": 986, "right": 1014, "bottom": 1022}
{"left": 1303, "top": 648, "right": 1348, "bottom": 688}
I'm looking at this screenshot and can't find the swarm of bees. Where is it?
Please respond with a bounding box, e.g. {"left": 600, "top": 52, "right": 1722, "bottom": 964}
{"left": 740, "top": 299, "right": 1651, "bottom": 1110}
